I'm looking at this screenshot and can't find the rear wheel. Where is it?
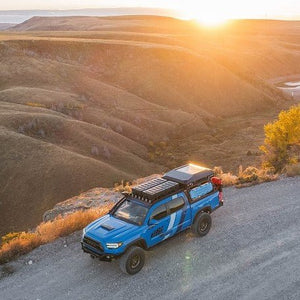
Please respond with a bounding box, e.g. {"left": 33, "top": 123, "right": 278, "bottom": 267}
{"left": 119, "top": 246, "right": 145, "bottom": 275}
{"left": 192, "top": 212, "right": 212, "bottom": 237}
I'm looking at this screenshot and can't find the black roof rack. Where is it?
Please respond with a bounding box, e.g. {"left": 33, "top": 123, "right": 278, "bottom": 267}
{"left": 163, "top": 164, "right": 213, "bottom": 185}
{"left": 131, "top": 178, "right": 181, "bottom": 203}
{"left": 131, "top": 178, "right": 166, "bottom": 197}
{"left": 142, "top": 180, "right": 179, "bottom": 201}
{"left": 130, "top": 164, "right": 213, "bottom": 204}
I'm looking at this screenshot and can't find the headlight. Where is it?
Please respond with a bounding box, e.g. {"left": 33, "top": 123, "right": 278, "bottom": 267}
{"left": 106, "top": 242, "right": 123, "bottom": 249}
{"left": 82, "top": 227, "right": 86, "bottom": 238}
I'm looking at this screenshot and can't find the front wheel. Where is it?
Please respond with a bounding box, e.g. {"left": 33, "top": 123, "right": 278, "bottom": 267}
{"left": 192, "top": 212, "right": 212, "bottom": 237}
{"left": 119, "top": 246, "right": 145, "bottom": 275}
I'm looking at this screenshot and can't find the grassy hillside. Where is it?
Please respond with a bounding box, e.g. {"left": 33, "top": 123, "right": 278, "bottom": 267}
{"left": 0, "top": 16, "right": 298, "bottom": 235}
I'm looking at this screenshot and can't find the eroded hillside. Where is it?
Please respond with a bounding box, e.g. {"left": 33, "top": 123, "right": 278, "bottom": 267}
{"left": 0, "top": 16, "right": 298, "bottom": 235}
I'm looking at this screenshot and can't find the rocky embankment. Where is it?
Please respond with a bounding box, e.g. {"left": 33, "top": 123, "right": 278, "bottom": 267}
{"left": 43, "top": 174, "right": 161, "bottom": 221}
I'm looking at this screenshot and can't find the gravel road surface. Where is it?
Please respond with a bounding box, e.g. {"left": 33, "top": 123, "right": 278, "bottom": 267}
{"left": 1, "top": 177, "right": 299, "bottom": 300}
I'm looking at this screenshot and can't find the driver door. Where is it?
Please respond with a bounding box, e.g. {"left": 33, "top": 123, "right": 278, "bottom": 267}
{"left": 145, "top": 204, "right": 170, "bottom": 247}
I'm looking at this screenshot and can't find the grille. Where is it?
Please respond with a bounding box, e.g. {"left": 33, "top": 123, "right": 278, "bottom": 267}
{"left": 83, "top": 236, "right": 103, "bottom": 252}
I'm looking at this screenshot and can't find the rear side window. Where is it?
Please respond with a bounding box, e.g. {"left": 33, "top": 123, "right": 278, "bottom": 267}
{"left": 168, "top": 197, "right": 185, "bottom": 214}
{"left": 150, "top": 204, "right": 167, "bottom": 220}
{"left": 189, "top": 182, "right": 213, "bottom": 201}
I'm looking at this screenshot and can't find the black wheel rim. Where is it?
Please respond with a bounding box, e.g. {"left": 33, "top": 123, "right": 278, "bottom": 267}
{"left": 199, "top": 219, "right": 208, "bottom": 232}
{"left": 130, "top": 255, "right": 141, "bottom": 269}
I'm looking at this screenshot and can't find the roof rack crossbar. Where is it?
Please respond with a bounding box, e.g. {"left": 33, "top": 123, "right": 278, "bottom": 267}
{"left": 131, "top": 178, "right": 166, "bottom": 197}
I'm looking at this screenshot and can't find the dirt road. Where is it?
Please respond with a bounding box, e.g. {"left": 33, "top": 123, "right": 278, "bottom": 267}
{"left": 1, "top": 177, "right": 299, "bottom": 300}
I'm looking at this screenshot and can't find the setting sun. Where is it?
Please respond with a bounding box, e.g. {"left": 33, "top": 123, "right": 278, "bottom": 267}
{"left": 179, "top": 1, "right": 230, "bottom": 26}
{"left": 168, "top": 0, "right": 299, "bottom": 26}
{"left": 195, "top": 15, "right": 228, "bottom": 27}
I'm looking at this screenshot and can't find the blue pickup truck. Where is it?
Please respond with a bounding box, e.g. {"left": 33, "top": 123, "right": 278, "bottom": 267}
{"left": 81, "top": 164, "right": 223, "bottom": 275}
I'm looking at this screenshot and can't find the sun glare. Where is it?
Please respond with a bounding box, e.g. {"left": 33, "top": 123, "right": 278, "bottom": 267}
{"left": 179, "top": 1, "right": 233, "bottom": 27}
{"left": 196, "top": 15, "right": 227, "bottom": 27}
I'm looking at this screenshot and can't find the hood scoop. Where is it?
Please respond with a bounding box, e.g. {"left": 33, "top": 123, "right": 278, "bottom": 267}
{"left": 100, "top": 223, "right": 115, "bottom": 231}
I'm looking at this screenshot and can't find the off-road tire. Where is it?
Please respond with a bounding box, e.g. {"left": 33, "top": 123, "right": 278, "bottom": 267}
{"left": 119, "top": 246, "right": 145, "bottom": 275}
{"left": 192, "top": 212, "right": 212, "bottom": 237}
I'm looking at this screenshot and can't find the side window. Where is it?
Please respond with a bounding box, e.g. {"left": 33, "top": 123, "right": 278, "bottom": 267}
{"left": 150, "top": 204, "right": 167, "bottom": 220}
{"left": 168, "top": 197, "right": 185, "bottom": 214}
{"left": 189, "top": 182, "right": 213, "bottom": 201}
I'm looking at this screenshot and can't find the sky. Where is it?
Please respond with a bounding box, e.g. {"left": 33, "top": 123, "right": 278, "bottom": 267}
{"left": 0, "top": 0, "right": 299, "bottom": 21}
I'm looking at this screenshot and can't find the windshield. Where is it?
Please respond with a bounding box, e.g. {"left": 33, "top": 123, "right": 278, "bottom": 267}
{"left": 113, "top": 199, "right": 148, "bottom": 225}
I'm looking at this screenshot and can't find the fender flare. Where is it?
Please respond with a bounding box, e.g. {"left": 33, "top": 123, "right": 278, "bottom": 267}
{"left": 125, "top": 238, "right": 148, "bottom": 251}
{"left": 193, "top": 206, "right": 212, "bottom": 223}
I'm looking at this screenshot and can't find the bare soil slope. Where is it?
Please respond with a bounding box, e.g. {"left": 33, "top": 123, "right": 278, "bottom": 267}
{"left": 0, "top": 16, "right": 298, "bottom": 235}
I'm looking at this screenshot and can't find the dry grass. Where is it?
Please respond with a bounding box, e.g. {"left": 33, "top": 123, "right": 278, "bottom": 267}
{"left": 214, "top": 165, "right": 278, "bottom": 188}
{"left": 114, "top": 180, "right": 132, "bottom": 193}
{"left": 236, "top": 166, "right": 278, "bottom": 188}
{"left": 285, "top": 163, "right": 300, "bottom": 177}
{"left": 0, "top": 204, "right": 112, "bottom": 264}
{"left": 0, "top": 232, "right": 41, "bottom": 265}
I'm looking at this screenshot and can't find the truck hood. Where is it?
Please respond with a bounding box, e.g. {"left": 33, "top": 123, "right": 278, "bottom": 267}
{"left": 84, "top": 214, "right": 138, "bottom": 242}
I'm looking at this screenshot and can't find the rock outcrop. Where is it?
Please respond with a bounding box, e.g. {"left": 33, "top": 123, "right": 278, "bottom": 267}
{"left": 43, "top": 174, "right": 161, "bottom": 221}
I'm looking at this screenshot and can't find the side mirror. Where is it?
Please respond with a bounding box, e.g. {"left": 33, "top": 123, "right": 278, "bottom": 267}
{"left": 149, "top": 218, "right": 158, "bottom": 226}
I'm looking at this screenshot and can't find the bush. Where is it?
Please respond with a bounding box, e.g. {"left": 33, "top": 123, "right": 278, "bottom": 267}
{"left": 214, "top": 165, "right": 278, "bottom": 188}
{"left": 236, "top": 166, "right": 278, "bottom": 187}
{"left": 147, "top": 140, "right": 170, "bottom": 162}
{"left": 260, "top": 105, "right": 300, "bottom": 172}
{"left": 0, "top": 205, "right": 111, "bottom": 264}
{"left": 114, "top": 180, "right": 131, "bottom": 193}
{"left": 238, "top": 166, "right": 259, "bottom": 184}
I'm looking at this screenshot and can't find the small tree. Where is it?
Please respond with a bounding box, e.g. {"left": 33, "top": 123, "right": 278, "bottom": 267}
{"left": 260, "top": 105, "right": 300, "bottom": 171}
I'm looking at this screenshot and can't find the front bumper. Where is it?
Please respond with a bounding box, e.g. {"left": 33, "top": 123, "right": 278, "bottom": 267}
{"left": 81, "top": 235, "right": 124, "bottom": 261}
{"left": 81, "top": 242, "right": 115, "bottom": 262}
